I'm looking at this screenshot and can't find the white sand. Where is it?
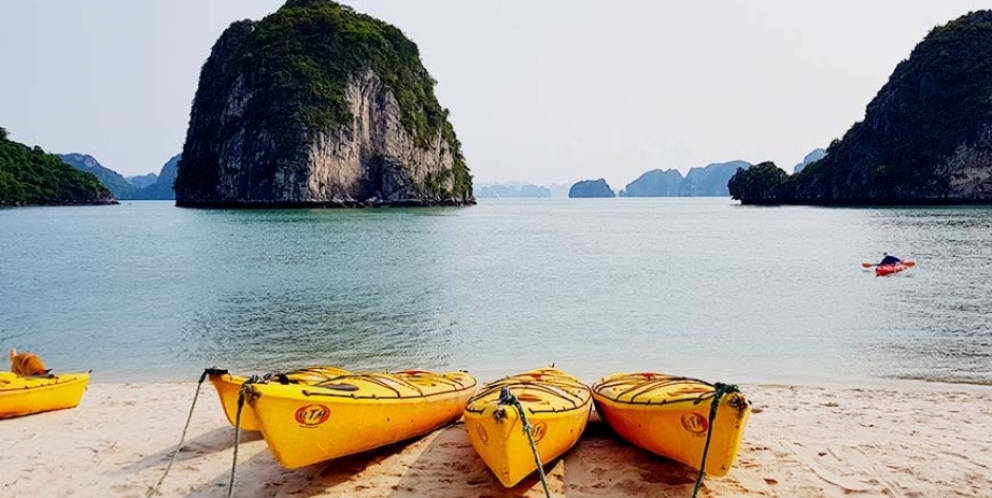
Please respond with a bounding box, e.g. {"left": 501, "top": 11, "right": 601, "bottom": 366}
{"left": 2, "top": 382, "right": 991, "bottom": 497}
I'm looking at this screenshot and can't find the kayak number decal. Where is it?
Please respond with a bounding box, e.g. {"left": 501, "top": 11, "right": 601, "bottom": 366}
{"left": 681, "top": 412, "right": 708, "bottom": 435}
{"left": 295, "top": 404, "right": 331, "bottom": 427}
{"left": 532, "top": 422, "right": 548, "bottom": 442}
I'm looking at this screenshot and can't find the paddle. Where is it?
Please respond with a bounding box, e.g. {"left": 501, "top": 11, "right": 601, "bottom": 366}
{"left": 862, "top": 260, "right": 916, "bottom": 268}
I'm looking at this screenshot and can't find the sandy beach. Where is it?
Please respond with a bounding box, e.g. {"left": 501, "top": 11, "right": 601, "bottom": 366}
{"left": 2, "top": 382, "right": 991, "bottom": 497}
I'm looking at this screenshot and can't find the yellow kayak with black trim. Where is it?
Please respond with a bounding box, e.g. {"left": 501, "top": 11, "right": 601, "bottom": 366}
{"left": 246, "top": 369, "right": 477, "bottom": 469}
{"left": 0, "top": 371, "right": 90, "bottom": 419}
{"left": 591, "top": 372, "right": 751, "bottom": 477}
{"left": 464, "top": 367, "right": 592, "bottom": 487}
{"left": 206, "top": 367, "right": 353, "bottom": 432}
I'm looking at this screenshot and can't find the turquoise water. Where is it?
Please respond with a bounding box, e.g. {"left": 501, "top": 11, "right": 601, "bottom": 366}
{"left": 1, "top": 199, "right": 990, "bottom": 386}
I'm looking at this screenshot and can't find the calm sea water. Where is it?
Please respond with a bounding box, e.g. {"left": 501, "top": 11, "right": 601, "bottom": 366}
{"left": 1, "top": 199, "right": 990, "bottom": 387}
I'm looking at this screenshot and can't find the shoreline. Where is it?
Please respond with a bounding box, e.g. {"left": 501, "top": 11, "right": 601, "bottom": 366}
{"left": 3, "top": 382, "right": 991, "bottom": 497}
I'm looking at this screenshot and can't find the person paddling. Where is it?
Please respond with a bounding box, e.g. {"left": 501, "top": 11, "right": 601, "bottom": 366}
{"left": 878, "top": 252, "right": 902, "bottom": 266}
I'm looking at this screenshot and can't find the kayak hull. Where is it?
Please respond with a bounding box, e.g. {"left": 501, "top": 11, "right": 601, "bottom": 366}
{"left": 876, "top": 263, "right": 908, "bottom": 276}
{"left": 592, "top": 372, "right": 750, "bottom": 477}
{"left": 207, "top": 367, "right": 353, "bottom": 432}
{"left": 248, "top": 370, "right": 477, "bottom": 469}
{"left": 0, "top": 371, "right": 90, "bottom": 419}
{"left": 465, "top": 368, "right": 592, "bottom": 487}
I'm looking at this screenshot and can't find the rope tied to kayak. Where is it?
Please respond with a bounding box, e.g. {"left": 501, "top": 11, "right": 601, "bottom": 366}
{"left": 498, "top": 386, "right": 552, "bottom": 498}
{"left": 227, "top": 374, "right": 261, "bottom": 498}
{"left": 144, "top": 368, "right": 210, "bottom": 497}
{"left": 690, "top": 382, "right": 741, "bottom": 498}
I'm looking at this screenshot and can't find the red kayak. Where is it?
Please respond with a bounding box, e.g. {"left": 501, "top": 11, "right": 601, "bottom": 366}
{"left": 875, "top": 261, "right": 914, "bottom": 276}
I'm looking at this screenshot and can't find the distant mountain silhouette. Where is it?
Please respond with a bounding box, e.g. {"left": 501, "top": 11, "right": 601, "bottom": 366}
{"left": 126, "top": 173, "right": 158, "bottom": 188}
{"left": 792, "top": 149, "right": 826, "bottom": 174}
{"left": 59, "top": 153, "right": 179, "bottom": 200}
{"left": 475, "top": 182, "right": 551, "bottom": 198}
{"left": 680, "top": 160, "right": 752, "bottom": 196}
{"left": 58, "top": 153, "right": 138, "bottom": 199}
{"left": 620, "top": 160, "right": 751, "bottom": 197}
{"left": 620, "top": 169, "right": 682, "bottom": 197}
{"left": 138, "top": 154, "right": 180, "bottom": 200}
{"left": 569, "top": 179, "right": 615, "bottom": 198}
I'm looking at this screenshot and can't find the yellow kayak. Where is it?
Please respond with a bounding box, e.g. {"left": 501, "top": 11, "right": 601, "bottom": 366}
{"left": 465, "top": 367, "right": 592, "bottom": 487}
{"left": 206, "top": 366, "right": 353, "bottom": 431}
{"left": 0, "top": 371, "right": 90, "bottom": 419}
{"left": 247, "top": 369, "right": 477, "bottom": 469}
{"left": 591, "top": 372, "right": 751, "bottom": 477}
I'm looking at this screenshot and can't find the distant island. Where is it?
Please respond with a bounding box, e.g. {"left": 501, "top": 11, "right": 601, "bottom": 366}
{"left": 58, "top": 153, "right": 180, "bottom": 200}
{"left": 730, "top": 11, "right": 992, "bottom": 205}
{"left": 126, "top": 172, "right": 158, "bottom": 189}
{"left": 569, "top": 179, "right": 615, "bottom": 198}
{"left": 475, "top": 183, "right": 552, "bottom": 198}
{"left": 0, "top": 127, "right": 115, "bottom": 206}
{"left": 618, "top": 160, "right": 752, "bottom": 197}
{"left": 174, "top": 0, "right": 473, "bottom": 208}
{"left": 620, "top": 169, "right": 683, "bottom": 197}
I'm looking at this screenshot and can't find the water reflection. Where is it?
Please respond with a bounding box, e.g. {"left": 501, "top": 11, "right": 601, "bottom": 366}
{"left": 175, "top": 207, "right": 463, "bottom": 375}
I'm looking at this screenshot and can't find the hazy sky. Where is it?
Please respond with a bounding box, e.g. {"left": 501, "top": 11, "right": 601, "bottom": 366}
{"left": 1, "top": 1, "right": 989, "bottom": 189}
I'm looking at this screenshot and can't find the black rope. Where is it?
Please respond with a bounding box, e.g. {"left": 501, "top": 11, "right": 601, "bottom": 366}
{"left": 227, "top": 375, "right": 259, "bottom": 498}
{"left": 690, "top": 383, "right": 740, "bottom": 498}
{"left": 498, "top": 387, "right": 552, "bottom": 498}
{"left": 145, "top": 369, "right": 210, "bottom": 497}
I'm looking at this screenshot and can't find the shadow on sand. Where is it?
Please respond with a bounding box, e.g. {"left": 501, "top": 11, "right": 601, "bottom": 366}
{"left": 387, "top": 416, "right": 703, "bottom": 497}
{"left": 175, "top": 416, "right": 708, "bottom": 497}
{"left": 110, "top": 426, "right": 263, "bottom": 476}
{"left": 181, "top": 433, "right": 425, "bottom": 498}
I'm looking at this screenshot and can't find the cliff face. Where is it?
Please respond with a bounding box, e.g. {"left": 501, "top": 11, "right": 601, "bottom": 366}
{"left": 175, "top": 0, "right": 472, "bottom": 207}
{"left": 732, "top": 11, "right": 992, "bottom": 205}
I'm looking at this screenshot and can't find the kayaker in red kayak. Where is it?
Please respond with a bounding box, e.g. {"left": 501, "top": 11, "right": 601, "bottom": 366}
{"left": 878, "top": 253, "right": 902, "bottom": 266}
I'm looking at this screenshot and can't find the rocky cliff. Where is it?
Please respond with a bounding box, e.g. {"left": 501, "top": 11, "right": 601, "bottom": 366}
{"left": 731, "top": 11, "right": 992, "bottom": 205}
{"left": 569, "top": 179, "right": 615, "bottom": 198}
{"left": 174, "top": 0, "right": 472, "bottom": 207}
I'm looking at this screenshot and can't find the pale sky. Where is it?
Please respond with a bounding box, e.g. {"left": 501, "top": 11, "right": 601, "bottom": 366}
{"left": 1, "top": 1, "right": 988, "bottom": 189}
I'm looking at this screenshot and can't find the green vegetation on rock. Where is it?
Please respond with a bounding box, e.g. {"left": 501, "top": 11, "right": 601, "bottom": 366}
{"left": 0, "top": 127, "right": 114, "bottom": 206}
{"left": 731, "top": 11, "right": 992, "bottom": 205}
{"left": 727, "top": 162, "right": 789, "bottom": 203}
{"left": 177, "top": 0, "right": 471, "bottom": 201}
